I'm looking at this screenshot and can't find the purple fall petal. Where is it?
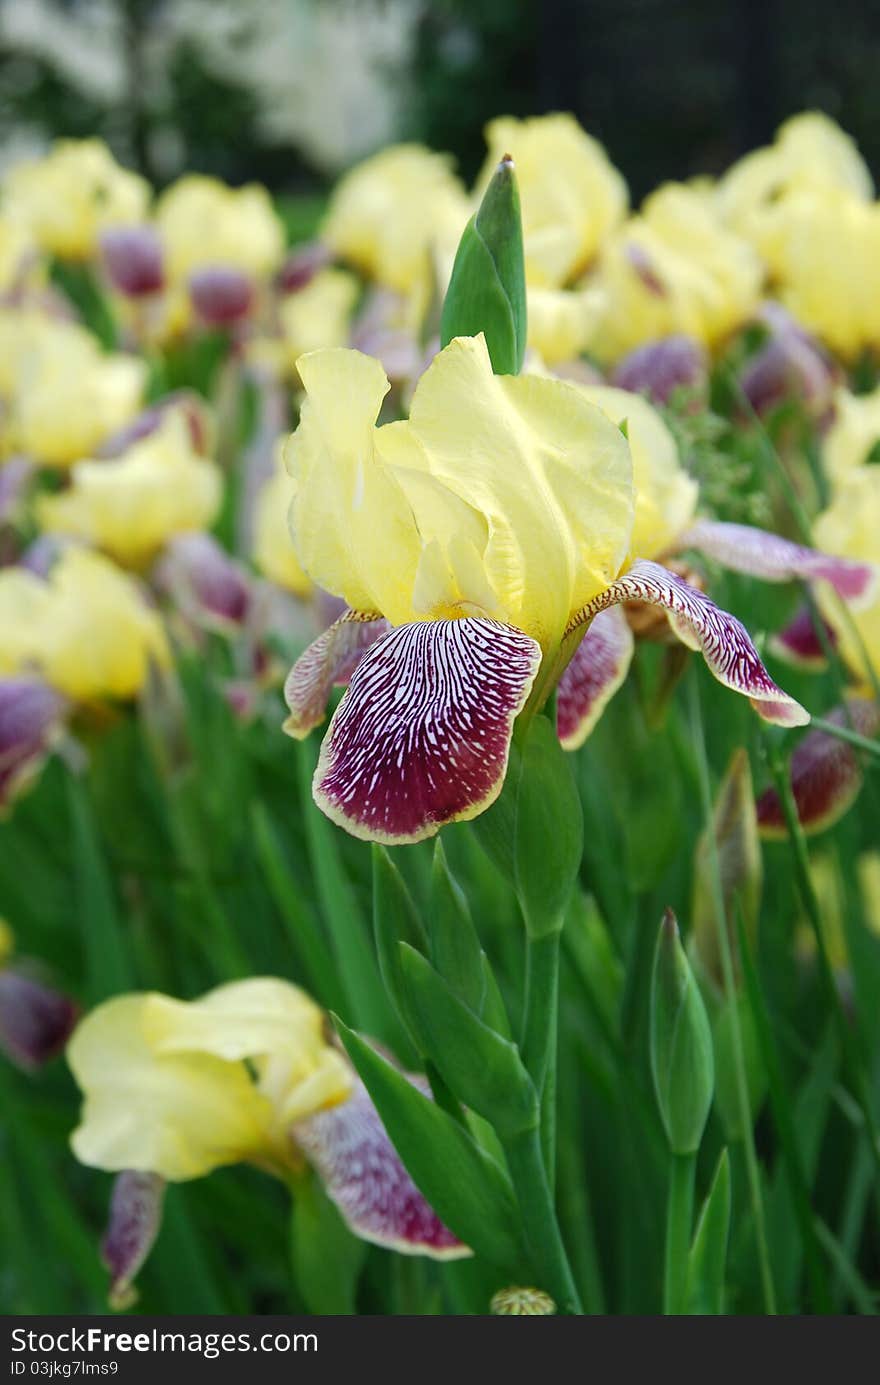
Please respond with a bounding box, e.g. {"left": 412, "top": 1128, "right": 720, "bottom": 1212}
{"left": 678, "top": 518, "right": 876, "bottom": 604}
{"left": 100, "top": 226, "right": 165, "bottom": 298}
{"left": 769, "top": 603, "right": 837, "bottom": 671}
{"left": 189, "top": 266, "right": 255, "bottom": 327}
{"left": 611, "top": 335, "right": 708, "bottom": 406}
{"left": 283, "top": 610, "right": 390, "bottom": 740}
{"left": 101, "top": 1170, "right": 166, "bottom": 1310}
{"left": 556, "top": 607, "right": 634, "bottom": 749}
{"left": 310, "top": 618, "right": 542, "bottom": 843}
{"left": 0, "top": 677, "right": 66, "bottom": 809}
{"left": 291, "top": 1075, "right": 469, "bottom": 1260}
{"left": 569, "top": 559, "right": 809, "bottom": 727}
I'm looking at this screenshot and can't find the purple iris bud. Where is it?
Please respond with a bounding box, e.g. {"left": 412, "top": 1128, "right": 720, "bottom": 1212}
{"left": 189, "top": 266, "right": 255, "bottom": 327}
{"left": 612, "top": 335, "right": 708, "bottom": 407}
{"left": 156, "top": 533, "right": 252, "bottom": 630}
{"left": 101, "top": 1171, "right": 165, "bottom": 1309}
{"left": 0, "top": 967, "right": 78, "bottom": 1070}
{"left": 18, "top": 535, "right": 69, "bottom": 578}
{"left": 0, "top": 677, "right": 65, "bottom": 810}
{"left": 741, "top": 303, "right": 838, "bottom": 418}
{"left": 100, "top": 225, "right": 165, "bottom": 297}
{"left": 0, "top": 457, "right": 33, "bottom": 527}
{"left": 276, "top": 242, "right": 332, "bottom": 294}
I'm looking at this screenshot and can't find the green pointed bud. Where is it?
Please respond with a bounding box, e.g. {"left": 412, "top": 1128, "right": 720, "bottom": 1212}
{"left": 651, "top": 909, "right": 715, "bottom": 1155}
{"left": 440, "top": 154, "right": 527, "bottom": 374}
{"left": 691, "top": 748, "right": 762, "bottom": 994}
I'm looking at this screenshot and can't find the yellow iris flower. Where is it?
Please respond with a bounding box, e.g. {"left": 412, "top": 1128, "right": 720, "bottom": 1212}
{"left": 3, "top": 139, "right": 150, "bottom": 261}
{"left": 68, "top": 978, "right": 352, "bottom": 1182}
{"left": 287, "top": 333, "right": 633, "bottom": 653}
{"left": 282, "top": 335, "right": 805, "bottom": 843}
{"left": 0, "top": 311, "right": 145, "bottom": 466}
{"left": 68, "top": 977, "right": 465, "bottom": 1298}
{"left": 0, "top": 547, "right": 168, "bottom": 701}
{"left": 586, "top": 184, "right": 762, "bottom": 364}
{"left": 37, "top": 408, "right": 222, "bottom": 567}
{"left": 321, "top": 143, "right": 470, "bottom": 324}
{"left": 716, "top": 112, "right": 873, "bottom": 270}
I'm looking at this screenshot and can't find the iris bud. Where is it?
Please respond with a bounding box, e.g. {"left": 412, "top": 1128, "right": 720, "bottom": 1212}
{"left": 650, "top": 908, "right": 715, "bottom": 1155}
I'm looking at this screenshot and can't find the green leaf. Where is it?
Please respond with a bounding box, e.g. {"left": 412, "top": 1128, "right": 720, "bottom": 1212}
{"left": 295, "top": 740, "right": 391, "bottom": 1040}
{"left": 371, "top": 846, "right": 426, "bottom": 1063}
{"left": 512, "top": 716, "right": 583, "bottom": 939}
{"left": 67, "top": 773, "right": 134, "bottom": 1000}
{"left": 685, "top": 1150, "right": 731, "bottom": 1314}
{"left": 290, "top": 1170, "right": 365, "bottom": 1314}
{"left": 440, "top": 155, "right": 526, "bottom": 374}
{"left": 398, "top": 944, "right": 537, "bottom": 1137}
{"left": 474, "top": 715, "right": 583, "bottom": 940}
{"left": 335, "top": 1020, "right": 524, "bottom": 1270}
{"left": 429, "top": 841, "right": 486, "bottom": 1015}
{"left": 251, "top": 802, "right": 345, "bottom": 1014}
{"left": 650, "top": 909, "right": 714, "bottom": 1155}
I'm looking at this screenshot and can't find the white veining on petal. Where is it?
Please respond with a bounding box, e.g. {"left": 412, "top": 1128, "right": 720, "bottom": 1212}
{"left": 568, "top": 559, "right": 809, "bottom": 727}
{"left": 283, "top": 610, "right": 389, "bottom": 739}
{"left": 313, "top": 617, "right": 541, "bottom": 842}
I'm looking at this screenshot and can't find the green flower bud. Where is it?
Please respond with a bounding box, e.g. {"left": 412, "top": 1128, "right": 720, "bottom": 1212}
{"left": 491, "top": 1286, "right": 557, "bottom": 1315}
{"left": 440, "top": 154, "right": 527, "bottom": 375}
{"left": 651, "top": 909, "right": 715, "bottom": 1155}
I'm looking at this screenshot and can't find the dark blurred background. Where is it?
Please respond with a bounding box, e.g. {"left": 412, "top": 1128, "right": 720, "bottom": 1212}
{"left": 1, "top": 0, "right": 878, "bottom": 197}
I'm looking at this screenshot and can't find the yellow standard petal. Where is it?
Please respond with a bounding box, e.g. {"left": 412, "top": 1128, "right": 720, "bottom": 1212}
{"left": 402, "top": 335, "right": 634, "bottom": 649}
{"left": 0, "top": 566, "right": 54, "bottom": 675}
{"left": 1, "top": 313, "right": 146, "bottom": 466}
{"left": 813, "top": 469, "right": 880, "bottom": 692}
{"left": 68, "top": 979, "right": 353, "bottom": 1182}
{"left": 321, "top": 143, "right": 470, "bottom": 310}
{"left": 286, "top": 336, "right": 635, "bottom": 649}
{"left": 39, "top": 548, "right": 169, "bottom": 701}
{"left": 823, "top": 386, "right": 880, "bottom": 484}
{"left": 586, "top": 184, "right": 762, "bottom": 363}
{"left": 252, "top": 443, "right": 312, "bottom": 595}
{"left": 285, "top": 348, "right": 424, "bottom": 620}
{"left": 575, "top": 384, "right": 698, "bottom": 560}
{"left": 68, "top": 994, "right": 276, "bottom": 1181}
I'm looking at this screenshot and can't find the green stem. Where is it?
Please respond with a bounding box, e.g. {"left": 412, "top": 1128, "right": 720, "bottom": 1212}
{"left": 810, "top": 717, "right": 880, "bottom": 759}
{"left": 504, "top": 1127, "right": 582, "bottom": 1314}
{"left": 521, "top": 930, "right": 560, "bottom": 1182}
{"left": 689, "top": 679, "right": 778, "bottom": 1313}
{"left": 663, "top": 1151, "right": 696, "bottom": 1315}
